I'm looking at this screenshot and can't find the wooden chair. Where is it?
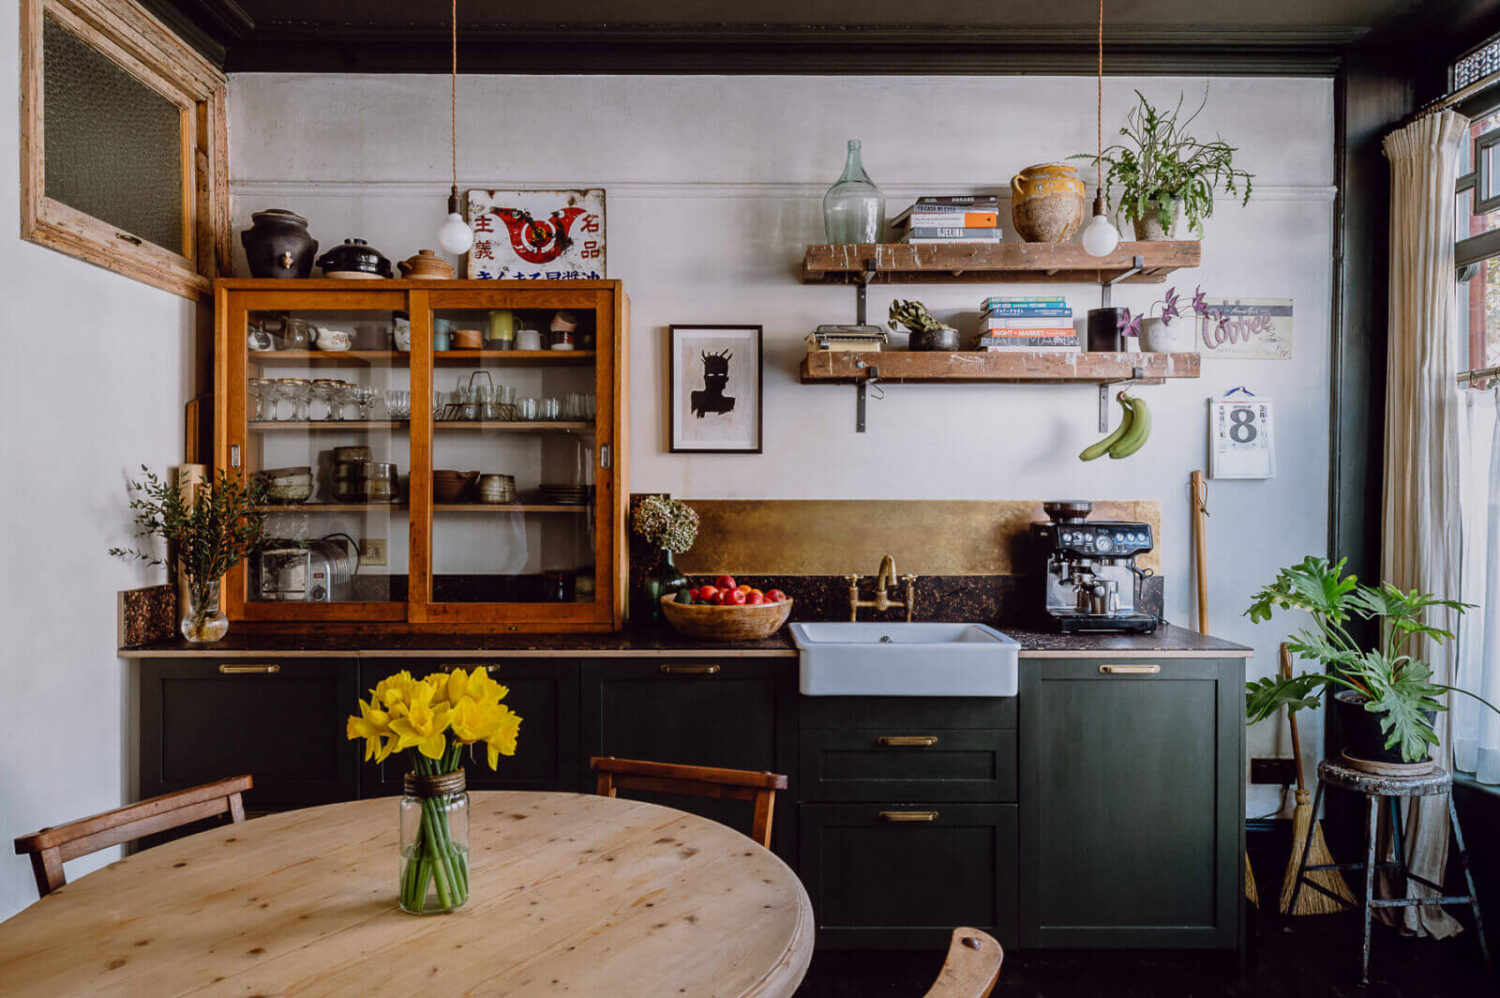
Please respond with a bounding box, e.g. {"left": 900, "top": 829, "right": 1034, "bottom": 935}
{"left": 923, "top": 927, "right": 1004, "bottom": 998}
{"left": 590, "top": 757, "right": 787, "bottom": 849}
{"left": 13, "top": 775, "right": 252, "bottom": 898}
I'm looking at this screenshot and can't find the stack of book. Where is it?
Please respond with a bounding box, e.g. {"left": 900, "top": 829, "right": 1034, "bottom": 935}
{"left": 978, "top": 296, "right": 1079, "bottom": 352}
{"left": 893, "top": 196, "right": 1001, "bottom": 245}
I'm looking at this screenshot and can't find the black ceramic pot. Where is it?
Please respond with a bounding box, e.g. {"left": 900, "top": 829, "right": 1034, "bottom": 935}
{"left": 908, "top": 326, "right": 962, "bottom": 351}
{"left": 1087, "top": 307, "right": 1126, "bottom": 352}
{"left": 316, "top": 238, "right": 393, "bottom": 279}
{"left": 241, "top": 209, "right": 318, "bottom": 279}
{"left": 1333, "top": 689, "right": 1435, "bottom": 768}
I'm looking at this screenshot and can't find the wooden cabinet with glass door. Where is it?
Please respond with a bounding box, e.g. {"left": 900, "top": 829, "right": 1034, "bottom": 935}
{"left": 214, "top": 280, "right": 628, "bottom": 632}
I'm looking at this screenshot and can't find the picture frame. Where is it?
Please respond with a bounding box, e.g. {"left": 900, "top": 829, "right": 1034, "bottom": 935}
{"left": 668, "top": 325, "right": 763, "bottom": 454}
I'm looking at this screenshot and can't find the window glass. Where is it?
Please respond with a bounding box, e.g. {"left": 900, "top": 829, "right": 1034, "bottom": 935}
{"left": 1458, "top": 262, "right": 1500, "bottom": 373}
{"left": 42, "top": 15, "right": 183, "bottom": 253}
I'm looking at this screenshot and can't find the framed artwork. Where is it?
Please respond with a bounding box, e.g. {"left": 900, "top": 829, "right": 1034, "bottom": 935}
{"left": 668, "top": 325, "right": 763, "bottom": 454}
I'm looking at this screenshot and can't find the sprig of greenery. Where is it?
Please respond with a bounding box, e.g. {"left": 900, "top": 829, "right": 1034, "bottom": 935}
{"left": 111, "top": 466, "right": 267, "bottom": 597}
{"left": 1243, "top": 555, "right": 1495, "bottom": 762}
{"left": 1074, "top": 88, "right": 1253, "bottom": 238}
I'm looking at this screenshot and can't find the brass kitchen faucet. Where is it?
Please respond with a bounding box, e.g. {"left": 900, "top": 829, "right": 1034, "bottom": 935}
{"left": 848, "top": 555, "right": 918, "bottom": 621}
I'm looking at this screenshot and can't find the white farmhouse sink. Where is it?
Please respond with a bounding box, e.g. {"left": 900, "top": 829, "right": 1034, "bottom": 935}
{"left": 789, "top": 622, "right": 1020, "bottom": 697}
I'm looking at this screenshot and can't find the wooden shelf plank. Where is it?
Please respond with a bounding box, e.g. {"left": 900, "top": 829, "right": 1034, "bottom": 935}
{"left": 251, "top": 350, "right": 403, "bottom": 366}
{"left": 434, "top": 421, "right": 594, "bottom": 431}
{"left": 434, "top": 504, "right": 589, "bottom": 513}
{"left": 434, "top": 350, "right": 594, "bottom": 366}
{"left": 256, "top": 503, "right": 408, "bottom": 513}
{"left": 801, "top": 241, "right": 1200, "bottom": 285}
{"left": 248, "top": 349, "right": 595, "bottom": 367}
{"left": 800, "top": 350, "right": 1200, "bottom": 385}
{"left": 251, "top": 421, "right": 594, "bottom": 432}
{"left": 250, "top": 421, "right": 398, "bottom": 431}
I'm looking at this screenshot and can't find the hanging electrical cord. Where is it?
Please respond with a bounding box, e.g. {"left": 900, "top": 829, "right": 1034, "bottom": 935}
{"left": 436, "top": 0, "right": 473, "bottom": 255}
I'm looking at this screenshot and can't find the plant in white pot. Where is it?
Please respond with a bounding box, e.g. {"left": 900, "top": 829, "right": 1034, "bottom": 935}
{"left": 1119, "top": 285, "right": 1223, "bottom": 353}
{"left": 1082, "top": 88, "right": 1253, "bottom": 240}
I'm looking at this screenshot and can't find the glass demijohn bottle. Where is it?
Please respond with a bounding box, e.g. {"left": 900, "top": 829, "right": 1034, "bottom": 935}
{"left": 823, "top": 139, "right": 886, "bottom": 244}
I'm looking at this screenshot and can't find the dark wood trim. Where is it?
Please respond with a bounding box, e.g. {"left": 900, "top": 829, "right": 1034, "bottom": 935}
{"left": 136, "top": 0, "right": 228, "bottom": 66}
{"left": 220, "top": 23, "right": 1360, "bottom": 76}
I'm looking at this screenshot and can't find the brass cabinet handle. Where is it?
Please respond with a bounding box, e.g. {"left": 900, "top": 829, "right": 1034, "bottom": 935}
{"left": 659, "top": 664, "right": 720, "bottom": 676}
{"left": 877, "top": 735, "right": 939, "bottom": 747}
{"left": 218, "top": 664, "right": 281, "bottom": 675}
{"left": 879, "top": 810, "right": 938, "bottom": 822}
{"left": 1099, "top": 664, "right": 1161, "bottom": 675}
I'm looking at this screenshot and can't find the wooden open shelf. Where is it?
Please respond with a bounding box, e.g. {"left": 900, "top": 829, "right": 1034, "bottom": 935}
{"left": 256, "top": 503, "right": 407, "bottom": 513}
{"left": 249, "top": 349, "right": 595, "bottom": 367}
{"left": 250, "top": 420, "right": 593, "bottom": 432}
{"left": 435, "top": 350, "right": 594, "bottom": 366}
{"left": 801, "top": 241, "right": 1199, "bottom": 285}
{"left": 434, "top": 504, "right": 589, "bottom": 514}
{"left": 800, "top": 350, "right": 1200, "bottom": 385}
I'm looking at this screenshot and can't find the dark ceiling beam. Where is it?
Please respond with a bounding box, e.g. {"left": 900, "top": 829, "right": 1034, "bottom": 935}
{"left": 223, "top": 23, "right": 1368, "bottom": 75}
{"left": 138, "top": 0, "right": 232, "bottom": 65}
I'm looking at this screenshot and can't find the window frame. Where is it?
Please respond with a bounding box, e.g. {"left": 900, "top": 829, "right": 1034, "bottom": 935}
{"left": 1455, "top": 82, "right": 1500, "bottom": 378}
{"left": 20, "top": 0, "right": 229, "bottom": 300}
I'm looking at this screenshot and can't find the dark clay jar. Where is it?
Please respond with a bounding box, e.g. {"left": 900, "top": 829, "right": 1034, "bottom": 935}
{"left": 241, "top": 209, "right": 318, "bottom": 278}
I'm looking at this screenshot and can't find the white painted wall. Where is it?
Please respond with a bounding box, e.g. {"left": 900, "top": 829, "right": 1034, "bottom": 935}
{"left": 0, "top": 8, "right": 195, "bottom": 921}
{"left": 229, "top": 73, "right": 1333, "bottom": 815}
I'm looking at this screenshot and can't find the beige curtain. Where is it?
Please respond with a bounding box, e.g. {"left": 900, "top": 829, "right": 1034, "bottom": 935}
{"left": 1380, "top": 109, "right": 1470, "bottom": 938}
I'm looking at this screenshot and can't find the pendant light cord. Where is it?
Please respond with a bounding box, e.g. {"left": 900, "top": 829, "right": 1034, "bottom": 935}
{"left": 1095, "top": 0, "right": 1103, "bottom": 200}
{"left": 448, "top": 0, "right": 459, "bottom": 211}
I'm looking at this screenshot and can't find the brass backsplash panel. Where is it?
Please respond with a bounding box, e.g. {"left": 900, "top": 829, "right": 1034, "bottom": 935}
{"left": 675, "top": 500, "right": 1162, "bottom": 576}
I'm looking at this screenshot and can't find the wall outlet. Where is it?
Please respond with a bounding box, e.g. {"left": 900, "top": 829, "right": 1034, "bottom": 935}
{"left": 1250, "top": 757, "right": 1298, "bottom": 786}
{"left": 360, "top": 538, "right": 387, "bottom": 567}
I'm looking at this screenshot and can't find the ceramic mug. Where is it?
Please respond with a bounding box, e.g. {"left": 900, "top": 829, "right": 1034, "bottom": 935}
{"left": 516, "top": 328, "right": 542, "bottom": 351}
{"left": 393, "top": 316, "right": 411, "bottom": 352}
{"left": 433, "top": 331, "right": 451, "bottom": 351}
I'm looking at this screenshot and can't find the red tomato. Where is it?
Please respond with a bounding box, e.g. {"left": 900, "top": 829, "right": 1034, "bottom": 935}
{"left": 713, "top": 591, "right": 730, "bottom": 606}
{"left": 765, "top": 589, "right": 786, "bottom": 603}
{"left": 726, "top": 588, "right": 748, "bottom": 606}
{"left": 746, "top": 591, "right": 765, "bottom": 605}
{"left": 697, "top": 585, "right": 718, "bottom": 601}
{"left": 715, "top": 575, "right": 737, "bottom": 592}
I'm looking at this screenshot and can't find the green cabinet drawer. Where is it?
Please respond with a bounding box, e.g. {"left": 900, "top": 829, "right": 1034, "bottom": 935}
{"left": 800, "top": 695, "right": 1016, "bottom": 730}
{"left": 361, "top": 659, "right": 579, "bottom": 797}
{"left": 1018, "top": 657, "right": 1244, "bottom": 950}
{"left": 140, "top": 658, "right": 359, "bottom": 810}
{"left": 799, "top": 802, "right": 1018, "bottom": 950}
{"left": 799, "top": 728, "right": 1016, "bottom": 802}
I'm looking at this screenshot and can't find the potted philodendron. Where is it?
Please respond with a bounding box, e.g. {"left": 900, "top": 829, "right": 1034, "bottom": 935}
{"left": 1244, "top": 556, "right": 1499, "bottom": 772}
{"left": 111, "top": 466, "right": 266, "bottom": 642}
{"left": 1080, "top": 88, "right": 1253, "bottom": 241}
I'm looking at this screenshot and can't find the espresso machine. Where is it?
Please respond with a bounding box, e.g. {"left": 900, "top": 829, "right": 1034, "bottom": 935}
{"left": 1029, "top": 500, "right": 1159, "bottom": 634}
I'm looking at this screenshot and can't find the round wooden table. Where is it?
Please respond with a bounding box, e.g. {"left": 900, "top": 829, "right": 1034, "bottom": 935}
{"left": 0, "top": 791, "right": 814, "bottom": 996}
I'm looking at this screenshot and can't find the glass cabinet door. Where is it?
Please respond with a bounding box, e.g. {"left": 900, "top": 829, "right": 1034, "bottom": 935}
{"left": 225, "top": 291, "right": 413, "bottom": 621}
{"left": 410, "top": 288, "right": 617, "bottom": 625}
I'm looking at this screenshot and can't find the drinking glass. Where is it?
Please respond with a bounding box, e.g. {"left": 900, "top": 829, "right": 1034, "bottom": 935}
{"left": 309, "top": 380, "right": 341, "bottom": 421}
{"left": 516, "top": 397, "right": 539, "bottom": 421}
{"left": 385, "top": 390, "right": 412, "bottom": 421}
{"left": 357, "top": 386, "right": 377, "bottom": 421}
{"left": 248, "top": 378, "right": 270, "bottom": 421}
{"left": 540, "top": 397, "right": 561, "bottom": 420}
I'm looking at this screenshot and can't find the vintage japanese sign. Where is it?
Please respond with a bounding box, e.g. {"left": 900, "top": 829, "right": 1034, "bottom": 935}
{"left": 1197, "top": 298, "right": 1293, "bottom": 359}
{"left": 463, "top": 189, "right": 606, "bottom": 280}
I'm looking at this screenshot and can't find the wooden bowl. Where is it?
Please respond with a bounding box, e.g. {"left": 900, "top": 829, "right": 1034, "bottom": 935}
{"left": 660, "top": 594, "right": 792, "bottom": 641}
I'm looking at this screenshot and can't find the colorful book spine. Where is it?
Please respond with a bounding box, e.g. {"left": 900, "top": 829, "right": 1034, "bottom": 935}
{"left": 897, "top": 211, "right": 999, "bottom": 228}
{"left": 912, "top": 196, "right": 1000, "bottom": 207}
{"left": 906, "top": 226, "right": 1003, "bottom": 240}
{"left": 981, "top": 296, "right": 1068, "bottom": 309}
{"left": 984, "top": 307, "right": 1072, "bottom": 318}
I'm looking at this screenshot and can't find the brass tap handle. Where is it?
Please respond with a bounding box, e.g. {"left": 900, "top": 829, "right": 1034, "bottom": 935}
{"left": 902, "top": 574, "right": 918, "bottom": 622}
{"left": 847, "top": 573, "right": 864, "bottom": 621}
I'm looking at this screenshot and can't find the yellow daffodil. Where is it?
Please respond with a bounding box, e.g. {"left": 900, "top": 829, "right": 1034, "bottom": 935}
{"left": 388, "top": 680, "right": 452, "bottom": 759}
{"left": 485, "top": 705, "right": 523, "bottom": 769}
{"left": 372, "top": 670, "right": 418, "bottom": 716}
{"left": 449, "top": 696, "right": 502, "bottom": 744}
{"left": 345, "top": 697, "right": 395, "bottom": 762}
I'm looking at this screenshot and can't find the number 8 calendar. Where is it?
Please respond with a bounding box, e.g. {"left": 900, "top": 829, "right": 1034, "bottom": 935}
{"left": 1208, "top": 396, "right": 1275, "bottom": 479}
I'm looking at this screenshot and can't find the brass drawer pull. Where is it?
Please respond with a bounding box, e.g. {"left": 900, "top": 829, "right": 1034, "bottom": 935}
{"left": 878, "top": 735, "right": 939, "bottom": 747}
{"left": 1099, "top": 664, "right": 1161, "bottom": 675}
{"left": 879, "top": 810, "right": 938, "bottom": 822}
{"left": 659, "top": 664, "right": 720, "bottom": 676}
{"left": 218, "top": 664, "right": 281, "bottom": 675}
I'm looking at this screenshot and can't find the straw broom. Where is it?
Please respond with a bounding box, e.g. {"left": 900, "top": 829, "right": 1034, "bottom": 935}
{"left": 1278, "top": 642, "right": 1355, "bottom": 914}
{"left": 1190, "top": 472, "right": 1259, "bottom": 906}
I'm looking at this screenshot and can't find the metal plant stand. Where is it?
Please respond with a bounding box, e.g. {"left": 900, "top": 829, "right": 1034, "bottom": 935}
{"left": 1286, "top": 760, "right": 1491, "bottom": 985}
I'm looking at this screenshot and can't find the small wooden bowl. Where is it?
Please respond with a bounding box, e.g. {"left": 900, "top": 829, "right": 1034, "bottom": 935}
{"left": 660, "top": 594, "right": 792, "bottom": 641}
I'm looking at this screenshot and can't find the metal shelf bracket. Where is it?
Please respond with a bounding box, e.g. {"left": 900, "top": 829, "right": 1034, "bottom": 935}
{"left": 1098, "top": 255, "right": 1146, "bottom": 308}
{"left": 1097, "top": 365, "right": 1147, "bottom": 432}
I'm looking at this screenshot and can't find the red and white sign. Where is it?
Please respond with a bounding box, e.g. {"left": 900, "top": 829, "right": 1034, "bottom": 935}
{"left": 463, "top": 189, "right": 606, "bottom": 280}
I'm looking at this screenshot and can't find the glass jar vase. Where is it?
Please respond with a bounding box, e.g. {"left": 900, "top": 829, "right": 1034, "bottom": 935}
{"left": 180, "top": 579, "right": 228, "bottom": 643}
{"left": 822, "top": 139, "right": 886, "bottom": 244}
{"left": 399, "top": 770, "right": 469, "bottom": 914}
{"left": 639, "top": 549, "right": 690, "bottom": 626}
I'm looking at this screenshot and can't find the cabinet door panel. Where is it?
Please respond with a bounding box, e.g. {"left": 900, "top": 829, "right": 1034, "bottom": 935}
{"left": 1019, "top": 658, "right": 1243, "bottom": 950}
{"left": 581, "top": 659, "right": 794, "bottom": 854}
{"left": 800, "top": 729, "right": 1016, "bottom": 802}
{"left": 140, "top": 659, "right": 358, "bottom": 809}
{"left": 360, "top": 659, "right": 579, "bottom": 796}
{"left": 800, "top": 695, "right": 1016, "bottom": 730}
{"left": 799, "top": 803, "right": 1018, "bottom": 950}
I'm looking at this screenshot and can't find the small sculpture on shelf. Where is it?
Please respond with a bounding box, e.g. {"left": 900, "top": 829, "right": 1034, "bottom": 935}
{"left": 887, "top": 299, "right": 960, "bottom": 352}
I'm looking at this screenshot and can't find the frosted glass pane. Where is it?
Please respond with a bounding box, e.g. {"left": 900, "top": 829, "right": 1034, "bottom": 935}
{"left": 42, "top": 16, "right": 183, "bottom": 254}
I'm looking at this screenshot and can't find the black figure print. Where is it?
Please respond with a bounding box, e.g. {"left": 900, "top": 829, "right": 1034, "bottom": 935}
{"left": 690, "top": 349, "right": 735, "bottom": 418}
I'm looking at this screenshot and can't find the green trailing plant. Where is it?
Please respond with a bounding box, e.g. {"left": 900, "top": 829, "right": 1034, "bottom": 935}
{"left": 1243, "top": 555, "right": 1498, "bottom": 763}
{"left": 111, "top": 466, "right": 267, "bottom": 632}
{"left": 1074, "top": 88, "right": 1253, "bottom": 238}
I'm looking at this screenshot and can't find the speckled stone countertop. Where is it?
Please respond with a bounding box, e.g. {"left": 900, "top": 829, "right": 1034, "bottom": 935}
{"left": 119, "top": 620, "right": 1249, "bottom": 659}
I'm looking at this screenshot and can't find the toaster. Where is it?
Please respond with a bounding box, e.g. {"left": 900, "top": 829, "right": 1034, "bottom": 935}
{"left": 255, "top": 539, "right": 356, "bottom": 602}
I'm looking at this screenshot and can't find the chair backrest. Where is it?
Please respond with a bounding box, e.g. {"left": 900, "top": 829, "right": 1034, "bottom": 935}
{"left": 590, "top": 757, "right": 787, "bottom": 849}
{"left": 923, "top": 927, "right": 1004, "bottom": 998}
{"left": 13, "top": 775, "right": 253, "bottom": 898}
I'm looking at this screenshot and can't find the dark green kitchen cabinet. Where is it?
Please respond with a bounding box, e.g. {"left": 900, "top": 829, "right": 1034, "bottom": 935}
{"left": 1018, "top": 658, "right": 1244, "bottom": 950}
{"left": 799, "top": 802, "right": 1018, "bottom": 949}
{"left": 139, "top": 658, "right": 359, "bottom": 810}
{"left": 581, "top": 657, "right": 796, "bottom": 855}
{"left": 361, "top": 659, "right": 579, "bottom": 797}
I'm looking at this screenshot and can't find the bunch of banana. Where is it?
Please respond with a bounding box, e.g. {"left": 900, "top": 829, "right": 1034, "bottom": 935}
{"left": 1079, "top": 391, "right": 1152, "bottom": 461}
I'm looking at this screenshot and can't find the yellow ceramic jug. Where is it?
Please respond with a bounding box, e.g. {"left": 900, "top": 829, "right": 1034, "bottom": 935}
{"left": 1011, "top": 163, "right": 1087, "bottom": 243}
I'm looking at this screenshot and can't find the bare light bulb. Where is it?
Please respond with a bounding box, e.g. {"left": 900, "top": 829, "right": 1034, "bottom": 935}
{"left": 1081, "top": 195, "right": 1120, "bottom": 257}
{"left": 437, "top": 189, "right": 472, "bottom": 255}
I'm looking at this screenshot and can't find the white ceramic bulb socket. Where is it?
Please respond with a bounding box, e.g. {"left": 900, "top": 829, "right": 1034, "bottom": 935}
{"left": 1081, "top": 213, "right": 1121, "bottom": 257}
{"left": 438, "top": 213, "right": 473, "bottom": 255}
